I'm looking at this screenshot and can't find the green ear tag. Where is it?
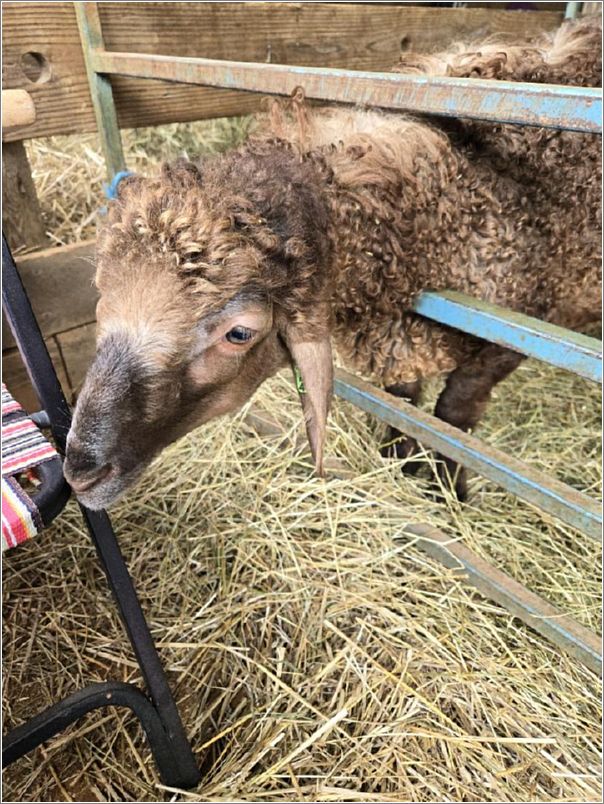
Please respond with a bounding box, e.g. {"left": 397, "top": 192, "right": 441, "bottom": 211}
{"left": 294, "top": 366, "right": 306, "bottom": 394}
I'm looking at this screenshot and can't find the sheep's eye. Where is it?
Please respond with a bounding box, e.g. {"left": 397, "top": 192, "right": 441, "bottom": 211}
{"left": 225, "top": 326, "right": 254, "bottom": 344}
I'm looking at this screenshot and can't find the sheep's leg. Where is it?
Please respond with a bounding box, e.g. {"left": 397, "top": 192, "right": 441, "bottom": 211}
{"left": 380, "top": 380, "right": 423, "bottom": 473}
{"left": 433, "top": 345, "right": 525, "bottom": 501}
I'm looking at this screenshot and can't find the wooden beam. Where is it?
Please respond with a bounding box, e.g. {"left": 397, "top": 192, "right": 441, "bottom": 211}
{"left": 1, "top": 240, "right": 97, "bottom": 348}
{"left": 1, "top": 141, "right": 48, "bottom": 252}
{"left": 2, "top": 2, "right": 564, "bottom": 141}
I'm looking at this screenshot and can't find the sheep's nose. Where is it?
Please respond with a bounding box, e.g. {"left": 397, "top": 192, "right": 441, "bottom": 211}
{"left": 64, "top": 443, "right": 113, "bottom": 492}
{"left": 67, "top": 463, "right": 112, "bottom": 493}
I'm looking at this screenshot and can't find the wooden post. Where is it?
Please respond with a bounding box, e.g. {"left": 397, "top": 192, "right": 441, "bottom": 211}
{"left": 1, "top": 141, "right": 48, "bottom": 252}
{"left": 74, "top": 1, "right": 126, "bottom": 181}
{"left": 2, "top": 90, "right": 36, "bottom": 130}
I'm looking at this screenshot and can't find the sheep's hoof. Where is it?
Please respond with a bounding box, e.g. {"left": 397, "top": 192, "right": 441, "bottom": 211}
{"left": 380, "top": 434, "right": 423, "bottom": 475}
{"left": 434, "top": 456, "right": 468, "bottom": 503}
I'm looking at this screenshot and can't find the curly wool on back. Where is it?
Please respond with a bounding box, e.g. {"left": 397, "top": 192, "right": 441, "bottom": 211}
{"left": 101, "top": 17, "right": 601, "bottom": 390}
{"left": 325, "top": 16, "right": 602, "bottom": 385}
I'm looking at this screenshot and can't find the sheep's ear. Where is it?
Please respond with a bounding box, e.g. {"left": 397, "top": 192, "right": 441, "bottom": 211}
{"left": 161, "top": 158, "right": 203, "bottom": 189}
{"left": 285, "top": 336, "right": 333, "bottom": 476}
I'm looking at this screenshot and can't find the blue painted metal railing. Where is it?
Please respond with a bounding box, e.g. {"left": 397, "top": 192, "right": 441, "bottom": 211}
{"left": 75, "top": 2, "right": 602, "bottom": 671}
{"left": 87, "top": 50, "right": 603, "bottom": 135}
{"left": 414, "top": 291, "right": 602, "bottom": 384}
{"left": 335, "top": 370, "right": 602, "bottom": 541}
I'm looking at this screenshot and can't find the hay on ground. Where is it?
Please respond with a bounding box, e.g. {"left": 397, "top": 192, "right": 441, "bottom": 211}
{"left": 2, "top": 121, "right": 601, "bottom": 803}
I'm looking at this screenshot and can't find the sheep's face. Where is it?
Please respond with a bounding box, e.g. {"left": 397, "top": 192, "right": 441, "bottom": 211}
{"left": 64, "top": 274, "right": 332, "bottom": 511}
{"left": 64, "top": 288, "right": 298, "bottom": 509}
{"left": 65, "top": 154, "right": 333, "bottom": 509}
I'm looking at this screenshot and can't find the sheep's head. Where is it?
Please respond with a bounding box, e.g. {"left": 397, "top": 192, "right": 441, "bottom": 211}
{"left": 64, "top": 150, "right": 334, "bottom": 509}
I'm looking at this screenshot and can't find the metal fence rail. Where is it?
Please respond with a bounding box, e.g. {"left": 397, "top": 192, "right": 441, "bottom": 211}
{"left": 335, "top": 369, "right": 602, "bottom": 540}
{"left": 74, "top": 2, "right": 602, "bottom": 672}
{"left": 89, "top": 50, "right": 603, "bottom": 134}
{"left": 414, "top": 291, "right": 603, "bottom": 383}
{"left": 405, "top": 523, "right": 602, "bottom": 676}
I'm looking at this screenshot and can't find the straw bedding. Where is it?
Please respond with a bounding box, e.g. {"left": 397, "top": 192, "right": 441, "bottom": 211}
{"left": 2, "top": 121, "right": 601, "bottom": 802}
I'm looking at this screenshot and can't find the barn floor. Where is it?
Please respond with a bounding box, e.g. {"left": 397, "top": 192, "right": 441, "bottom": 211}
{"left": 2, "top": 122, "right": 602, "bottom": 802}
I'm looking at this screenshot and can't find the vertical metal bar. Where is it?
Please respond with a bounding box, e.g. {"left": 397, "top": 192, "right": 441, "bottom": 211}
{"left": 565, "top": 2, "right": 583, "bottom": 19}
{"left": 75, "top": 1, "right": 126, "bottom": 180}
{"left": 2, "top": 234, "right": 72, "bottom": 452}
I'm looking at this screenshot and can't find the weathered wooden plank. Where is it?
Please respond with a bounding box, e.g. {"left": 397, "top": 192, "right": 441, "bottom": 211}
{"left": 474, "top": 2, "right": 570, "bottom": 8}
{"left": 2, "top": 2, "right": 564, "bottom": 142}
{"left": 1, "top": 141, "right": 48, "bottom": 252}
{"left": 3, "top": 338, "right": 69, "bottom": 412}
{"left": 56, "top": 322, "right": 97, "bottom": 398}
{"left": 1, "top": 240, "right": 97, "bottom": 349}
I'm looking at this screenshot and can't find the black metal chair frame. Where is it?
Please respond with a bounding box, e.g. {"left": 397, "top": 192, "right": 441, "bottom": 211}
{"left": 2, "top": 234, "right": 201, "bottom": 789}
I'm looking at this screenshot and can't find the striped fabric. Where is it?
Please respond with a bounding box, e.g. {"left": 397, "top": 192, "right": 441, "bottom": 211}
{"left": 2, "top": 385, "right": 58, "bottom": 551}
{"left": 2, "top": 477, "right": 43, "bottom": 550}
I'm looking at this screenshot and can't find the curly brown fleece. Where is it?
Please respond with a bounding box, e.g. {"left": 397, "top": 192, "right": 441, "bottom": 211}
{"left": 329, "top": 15, "right": 602, "bottom": 385}
{"left": 100, "top": 16, "right": 601, "bottom": 392}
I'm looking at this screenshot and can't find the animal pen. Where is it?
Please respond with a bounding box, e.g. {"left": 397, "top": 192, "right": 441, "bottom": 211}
{"left": 76, "top": 0, "right": 602, "bottom": 663}
{"left": 1, "top": 1, "right": 602, "bottom": 801}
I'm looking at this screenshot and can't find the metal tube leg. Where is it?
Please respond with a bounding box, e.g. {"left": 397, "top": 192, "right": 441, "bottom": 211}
{"left": 3, "top": 682, "right": 192, "bottom": 785}
{"left": 80, "top": 507, "right": 201, "bottom": 788}
{"left": 2, "top": 234, "right": 72, "bottom": 450}
{"left": 3, "top": 235, "right": 200, "bottom": 788}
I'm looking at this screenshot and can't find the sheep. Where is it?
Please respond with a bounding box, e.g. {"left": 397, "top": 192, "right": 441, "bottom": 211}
{"left": 64, "top": 17, "right": 601, "bottom": 510}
